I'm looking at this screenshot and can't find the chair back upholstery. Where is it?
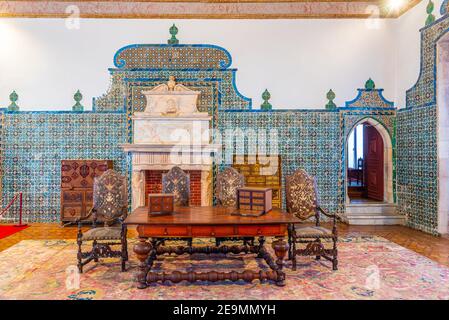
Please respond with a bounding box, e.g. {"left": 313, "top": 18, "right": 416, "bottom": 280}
{"left": 162, "top": 166, "right": 190, "bottom": 206}
{"left": 216, "top": 167, "right": 245, "bottom": 207}
{"left": 285, "top": 169, "right": 319, "bottom": 221}
{"left": 93, "top": 169, "right": 128, "bottom": 226}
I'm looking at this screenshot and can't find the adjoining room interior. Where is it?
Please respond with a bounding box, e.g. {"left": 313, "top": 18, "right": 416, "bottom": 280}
{"left": 347, "top": 122, "right": 386, "bottom": 203}
{"left": 0, "top": 0, "right": 449, "bottom": 301}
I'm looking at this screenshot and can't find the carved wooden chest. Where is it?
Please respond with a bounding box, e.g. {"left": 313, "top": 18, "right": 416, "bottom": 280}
{"left": 148, "top": 193, "right": 175, "bottom": 214}
{"left": 237, "top": 187, "right": 273, "bottom": 213}
{"left": 60, "top": 160, "right": 113, "bottom": 223}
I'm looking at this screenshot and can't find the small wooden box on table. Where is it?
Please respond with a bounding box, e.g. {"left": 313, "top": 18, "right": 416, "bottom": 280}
{"left": 237, "top": 187, "right": 272, "bottom": 213}
{"left": 125, "top": 206, "right": 300, "bottom": 288}
{"left": 148, "top": 193, "right": 174, "bottom": 214}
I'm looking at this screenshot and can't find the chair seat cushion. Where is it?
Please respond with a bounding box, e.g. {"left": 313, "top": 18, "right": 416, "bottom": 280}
{"left": 81, "top": 227, "right": 122, "bottom": 241}
{"left": 294, "top": 226, "right": 333, "bottom": 237}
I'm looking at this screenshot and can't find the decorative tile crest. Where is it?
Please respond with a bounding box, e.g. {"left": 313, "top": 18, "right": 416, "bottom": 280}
{"left": 344, "top": 79, "right": 394, "bottom": 109}
{"left": 113, "top": 44, "right": 232, "bottom": 70}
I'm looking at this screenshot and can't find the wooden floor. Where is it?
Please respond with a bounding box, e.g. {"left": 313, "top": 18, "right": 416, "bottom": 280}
{"left": 0, "top": 223, "right": 448, "bottom": 267}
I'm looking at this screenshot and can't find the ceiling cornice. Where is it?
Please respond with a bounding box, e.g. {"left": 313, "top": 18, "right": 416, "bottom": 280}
{"left": 0, "top": 0, "right": 423, "bottom": 19}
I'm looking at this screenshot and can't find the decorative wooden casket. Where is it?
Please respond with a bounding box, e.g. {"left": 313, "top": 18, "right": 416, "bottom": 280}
{"left": 232, "top": 155, "right": 282, "bottom": 208}
{"left": 237, "top": 187, "right": 273, "bottom": 214}
{"left": 148, "top": 193, "right": 175, "bottom": 214}
{"left": 60, "top": 160, "right": 113, "bottom": 223}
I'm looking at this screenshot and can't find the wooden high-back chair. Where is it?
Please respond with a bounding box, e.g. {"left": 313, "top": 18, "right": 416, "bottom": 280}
{"left": 285, "top": 169, "right": 340, "bottom": 271}
{"left": 162, "top": 166, "right": 190, "bottom": 206}
{"left": 76, "top": 169, "right": 128, "bottom": 273}
{"left": 216, "top": 167, "right": 245, "bottom": 207}
{"left": 215, "top": 167, "right": 254, "bottom": 246}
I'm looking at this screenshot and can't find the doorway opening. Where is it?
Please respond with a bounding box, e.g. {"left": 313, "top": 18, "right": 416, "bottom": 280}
{"left": 437, "top": 32, "right": 449, "bottom": 235}
{"left": 345, "top": 118, "right": 393, "bottom": 204}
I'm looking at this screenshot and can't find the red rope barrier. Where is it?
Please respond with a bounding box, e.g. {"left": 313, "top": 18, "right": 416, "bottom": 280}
{"left": 0, "top": 192, "right": 27, "bottom": 227}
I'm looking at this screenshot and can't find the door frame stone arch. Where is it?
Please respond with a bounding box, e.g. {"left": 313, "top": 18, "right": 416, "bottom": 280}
{"left": 344, "top": 117, "right": 394, "bottom": 204}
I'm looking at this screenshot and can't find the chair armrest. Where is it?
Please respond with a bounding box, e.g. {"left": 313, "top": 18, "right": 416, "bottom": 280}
{"left": 317, "top": 206, "right": 343, "bottom": 221}
{"left": 76, "top": 209, "right": 93, "bottom": 223}
{"left": 76, "top": 208, "right": 96, "bottom": 229}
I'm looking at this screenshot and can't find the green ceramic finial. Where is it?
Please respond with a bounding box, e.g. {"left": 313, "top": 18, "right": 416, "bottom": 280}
{"left": 8, "top": 91, "right": 19, "bottom": 111}
{"left": 72, "top": 90, "right": 84, "bottom": 111}
{"left": 365, "top": 78, "right": 375, "bottom": 90}
{"left": 168, "top": 24, "right": 179, "bottom": 45}
{"left": 425, "top": 0, "right": 435, "bottom": 25}
{"left": 325, "top": 89, "right": 337, "bottom": 110}
{"left": 261, "top": 89, "right": 272, "bottom": 111}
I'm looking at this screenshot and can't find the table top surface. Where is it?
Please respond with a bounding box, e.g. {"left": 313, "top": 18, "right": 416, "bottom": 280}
{"left": 124, "top": 206, "right": 301, "bottom": 225}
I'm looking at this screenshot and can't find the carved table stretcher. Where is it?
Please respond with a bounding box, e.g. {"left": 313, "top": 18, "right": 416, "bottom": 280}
{"left": 124, "top": 206, "right": 301, "bottom": 288}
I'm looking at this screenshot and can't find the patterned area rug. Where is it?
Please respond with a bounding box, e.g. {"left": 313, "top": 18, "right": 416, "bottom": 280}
{"left": 0, "top": 237, "right": 448, "bottom": 300}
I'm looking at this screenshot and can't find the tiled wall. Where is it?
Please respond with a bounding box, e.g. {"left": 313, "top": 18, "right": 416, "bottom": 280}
{"left": 398, "top": 14, "right": 449, "bottom": 235}
{"left": 218, "top": 110, "right": 343, "bottom": 213}
{"left": 0, "top": 42, "right": 397, "bottom": 225}
{"left": 0, "top": 111, "right": 127, "bottom": 223}
{"left": 397, "top": 106, "right": 438, "bottom": 234}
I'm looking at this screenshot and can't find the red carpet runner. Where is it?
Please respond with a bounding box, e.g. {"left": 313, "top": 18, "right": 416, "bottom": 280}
{"left": 0, "top": 225, "right": 29, "bottom": 240}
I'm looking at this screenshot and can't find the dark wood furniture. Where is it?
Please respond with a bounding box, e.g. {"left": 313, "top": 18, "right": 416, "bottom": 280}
{"left": 216, "top": 167, "right": 245, "bottom": 207}
{"left": 77, "top": 170, "right": 128, "bottom": 273}
{"left": 215, "top": 167, "right": 252, "bottom": 245}
{"left": 232, "top": 155, "right": 282, "bottom": 208}
{"left": 125, "top": 206, "right": 300, "bottom": 288}
{"left": 148, "top": 194, "right": 174, "bottom": 214}
{"left": 237, "top": 187, "right": 272, "bottom": 213}
{"left": 61, "top": 160, "right": 113, "bottom": 223}
{"left": 162, "top": 166, "right": 190, "bottom": 206}
{"left": 285, "top": 169, "right": 340, "bottom": 271}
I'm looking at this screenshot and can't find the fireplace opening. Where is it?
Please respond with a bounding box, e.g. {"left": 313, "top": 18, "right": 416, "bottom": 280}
{"left": 145, "top": 170, "right": 202, "bottom": 206}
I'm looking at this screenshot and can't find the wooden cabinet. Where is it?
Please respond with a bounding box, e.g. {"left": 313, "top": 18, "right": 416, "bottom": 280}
{"left": 60, "top": 160, "right": 113, "bottom": 223}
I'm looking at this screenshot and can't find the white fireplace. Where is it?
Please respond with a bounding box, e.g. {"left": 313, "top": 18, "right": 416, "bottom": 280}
{"left": 121, "top": 76, "right": 220, "bottom": 210}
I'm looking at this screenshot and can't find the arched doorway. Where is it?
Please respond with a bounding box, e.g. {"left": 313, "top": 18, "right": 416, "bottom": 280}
{"left": 437, "top": 32, "right": 449, "bottom": 235}
{"left": 345, "top": 118, "right": 400, "bottom": 224}
{"left": 345, "top": 118, "right": 394, "bottom": 204}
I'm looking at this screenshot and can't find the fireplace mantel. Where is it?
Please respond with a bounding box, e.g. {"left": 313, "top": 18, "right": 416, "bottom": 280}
{"left": 122, "top": 76, "right": 219, "bottom": 210}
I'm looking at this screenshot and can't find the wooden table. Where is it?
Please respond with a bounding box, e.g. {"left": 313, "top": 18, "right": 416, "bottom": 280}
{"left": 124, "top": 206, "right": 300, "bottom": 288}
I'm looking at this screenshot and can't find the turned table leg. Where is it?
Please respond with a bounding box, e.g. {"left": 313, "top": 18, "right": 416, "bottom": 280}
{"left": 257, "top": 236, "right": 265, "bottom": 258}
{"left": 133, "top": 237, "right": 152, "bottom": 289}
{"left": 272, "top": 237, "right": 289, "bottom": 287}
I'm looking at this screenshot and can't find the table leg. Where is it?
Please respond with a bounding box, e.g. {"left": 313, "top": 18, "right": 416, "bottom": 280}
{"left": 272, "top": 237, "right": 289, "bottom": 287}
{"left": 257, "top": 236, "right": 265, "bottom": 258}
{"left": 133, "top": 237, "right": 152, "bottom": 289}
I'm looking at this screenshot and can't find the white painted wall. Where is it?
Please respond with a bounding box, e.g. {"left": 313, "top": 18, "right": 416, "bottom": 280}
{"left": 0, "top": 2, "right": 443, "bottom": 111}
